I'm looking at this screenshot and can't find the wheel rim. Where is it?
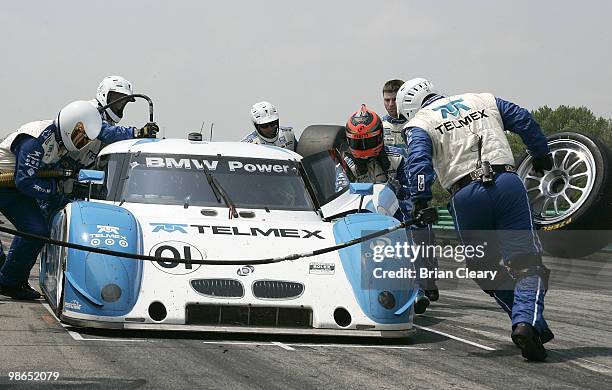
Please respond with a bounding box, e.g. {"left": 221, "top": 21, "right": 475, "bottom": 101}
{"left": 517, "top": 139, "right": 596, "bottom": 225}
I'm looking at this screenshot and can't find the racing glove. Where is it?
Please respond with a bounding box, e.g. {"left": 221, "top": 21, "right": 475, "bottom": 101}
{"left": 410, "top": 199, "right": 430, "bottom": 227}
{"left": 57, "top": 179, "right": 91, "bottom": 201}
{"left": 136, "top": 122, "right": 159, "bottom": 138}
{"left": 56, "top": 178, "right": 73, "bottom": 195}
{"left": 532, "top": 153, "right": 553, "bottom": 174}
{"left": 71, "top": 182, "right": 91, "bottom": 199}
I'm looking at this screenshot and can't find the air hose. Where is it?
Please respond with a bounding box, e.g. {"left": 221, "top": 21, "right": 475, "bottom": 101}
{"left": 0, "top": 169, "right": 76, "bottom": 187}
{"left": 0, "top": 208, "right": 438, "bottom": 266}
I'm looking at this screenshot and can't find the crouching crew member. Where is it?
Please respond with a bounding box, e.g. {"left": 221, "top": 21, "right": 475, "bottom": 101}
{"left": 337, "top": 104, "right": 437, "bottom": 314}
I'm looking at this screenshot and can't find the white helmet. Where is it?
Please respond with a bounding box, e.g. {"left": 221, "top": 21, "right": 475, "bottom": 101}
{"left": 95, "top": 75, "right": 135, "bottom": 123}
{"left": 395, "top": 78, "right": 440, "bottom": 122}
{"left": 251, "top": 101, "right": 279, "bottom": 125}
{"left": 57, "top": 100, "right": 102, "bottom": 153}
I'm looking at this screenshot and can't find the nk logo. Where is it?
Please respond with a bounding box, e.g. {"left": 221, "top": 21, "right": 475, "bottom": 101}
{"left": 150, "top": 223, "right": 188, "bottom": 234}
{"left": 433, "top": 98, "right": 471, "bottom": 119}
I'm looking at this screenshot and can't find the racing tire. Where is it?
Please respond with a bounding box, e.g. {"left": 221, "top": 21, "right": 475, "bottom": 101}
{"left": 516, "top": 131, "right": 612, "bottom": 258}
{"left": 296, "top": 125, "right": 347, "bottom": 158}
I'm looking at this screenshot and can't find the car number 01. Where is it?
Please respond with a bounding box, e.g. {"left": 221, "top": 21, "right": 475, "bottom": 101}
{"left": 149, "top": 241, "right": 205, "bottom": 275}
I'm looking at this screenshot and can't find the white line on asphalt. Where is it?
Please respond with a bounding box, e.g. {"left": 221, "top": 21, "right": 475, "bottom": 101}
{"left": 66, "top": 329, "right": 85, "bottom": 341}
{"left": 271, "top": 341, "right": 296, "bottom": 351}
{"left": 202, "top": 341, "right": 268, "bottom": 346}
{"left": 41, "top": 302, "right": 147, "bottom": 342}
{"left": 287, "top": 344, "right": 429, "bottom": 350}
{"left": 201, "top": 341, "right": 430, "bottom": 350}
{"left": 458, "top": 326, "right": 508, "bottom": 342}
{"left": 551, "top": 350, "right": 612, "bottom": 374}
{"left": 414, "top": 324, "right": 496, "bottom": 351}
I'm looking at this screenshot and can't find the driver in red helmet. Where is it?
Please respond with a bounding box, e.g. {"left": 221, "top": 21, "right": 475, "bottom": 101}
{"left": 337, "top": 104, "right": 436, "bottom": 314}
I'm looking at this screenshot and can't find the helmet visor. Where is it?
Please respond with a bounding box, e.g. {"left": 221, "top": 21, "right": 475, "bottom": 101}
{"left": 257, "top": 119, "right": 279, "bottom": 130}
{"left": 256, "top": 120, "right": 279, "bottom": 138}
{"left": 70, "top": 122, "right": 92, "bottom": 150}
{"left": 107, "top": 91, "right": 132, "bottom": 119}
{"left": 347, "top": 133, "right": 383, "bottom": 151}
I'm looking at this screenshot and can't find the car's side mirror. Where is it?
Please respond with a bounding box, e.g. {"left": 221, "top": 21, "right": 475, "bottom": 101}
{"left": 349, "top": 183, "right": 374, "bottom": 195}
{"left": 77, "top": 169, "right": 105, "bottom": 185}
{"left": 349, "top": 183, "right": 374, "bottom": 212}
{"left": 75, "top": 170, "right": 106, "bottom": 201}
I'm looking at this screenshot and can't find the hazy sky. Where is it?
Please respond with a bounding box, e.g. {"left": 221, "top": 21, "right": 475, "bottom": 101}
{"left": 1, "top": 0, "right": 610, "bottom": 140}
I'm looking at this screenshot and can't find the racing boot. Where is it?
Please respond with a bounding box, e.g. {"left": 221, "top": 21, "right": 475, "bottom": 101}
{"left": 0, "top": 282, "right": 41, "bottom": 300}
{"left": 424, "top": 280, "right": 439, "bottom": 302}
{"left": 511, "top": 322, "right": 547, "bottom": 361}
{"left": 413, "top": 289, "right": 430, "bottom": 315}
{"left": 540, "top": 328, "right": 555, "bottom": 344}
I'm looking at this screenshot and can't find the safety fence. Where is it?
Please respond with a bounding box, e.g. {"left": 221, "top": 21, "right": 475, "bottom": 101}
{"left": 433, "top": 208, "right": 455, "bottom": 230}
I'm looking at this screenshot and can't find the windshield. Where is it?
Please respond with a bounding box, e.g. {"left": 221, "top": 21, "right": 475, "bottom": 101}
{"left": 301, "top": 149, "right": 350, "bottom": 205}
{"left": 95, "top": 153, "right": 316, "bottom": 211}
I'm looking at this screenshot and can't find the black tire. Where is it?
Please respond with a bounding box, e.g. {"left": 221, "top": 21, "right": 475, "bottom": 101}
{"left": 296, "top": 125, "right": 347, "bottom": 158}
{"left": 516, "top": 131, "right": 612, "bottom": 258}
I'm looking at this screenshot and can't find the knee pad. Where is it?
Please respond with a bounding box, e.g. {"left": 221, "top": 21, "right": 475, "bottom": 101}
{"left": 507, "top": 253, "right": 550, "bottom": 289}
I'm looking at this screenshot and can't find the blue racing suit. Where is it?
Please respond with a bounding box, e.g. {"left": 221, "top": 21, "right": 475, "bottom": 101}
{"left": 0, "top": 120, "right": 135, "bottom": 286}
{"left": 403, "top": 93, "right": 551, "bottom": 333}
{"left": 0, "top": 122, "right": 67, "bottom": 286}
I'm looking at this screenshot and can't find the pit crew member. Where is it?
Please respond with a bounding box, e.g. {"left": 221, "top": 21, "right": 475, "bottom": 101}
{"left": 336, "top": 104, "right": 436, "bottom": 314}
{"left": 382, "top": 79, "right": 408, "bottom": 147}
{"left": 241, "top": 101, "right": 297, "bottom": 151}
{"left": 38, "top": 76, "right": 159, "bottom": 217}
{"left": 0, "top": 101, "right": 102, "bottom": 300}
{"left": 396, "top": 77, "right": 554, "bottom": 361}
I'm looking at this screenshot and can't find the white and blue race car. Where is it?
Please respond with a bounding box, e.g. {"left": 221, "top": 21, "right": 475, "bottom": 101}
{"left": 39, "top": 134, "right": 419, "bottom": 337}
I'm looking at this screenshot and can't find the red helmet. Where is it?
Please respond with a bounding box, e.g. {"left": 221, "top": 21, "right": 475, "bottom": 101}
{"left": 345, "top": 104, "right": 384, "bottom": 158}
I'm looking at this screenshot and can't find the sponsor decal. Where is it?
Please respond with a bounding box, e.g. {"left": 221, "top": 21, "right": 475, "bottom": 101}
{"left": 25, "top": 150, "right": 42, "bottom": 169}
{"left": 418, "top": 174, "right": 425, "bottom": 192}
{"left": 148, "top": 222, "right": 325, "bottom": 239}
{"left": 144, "top": 157, "right": 292, "bottom": 174}
{"left": 542, "top": 218, "right": 572, "bottom": 231}
{"left": 64, "top": 299, "right": 82, "bottom": 311}
{"left": 150, "top": 241, "right": 204, "bottom": 275}
{"left": 97, "top": 225, "right": 120, "bottom": 234}
{"left": 32, "top": 184, "right": 50, "bottom": 194}
{"left": 236, "top": 265, "right": 254, "bottom": 276}
{"left": 146, "top": 157, "right": 219, "bottom": 170}
{"left": 434, "top": 109, "right": 489, "bottom": 135}
{"left": 309, "top": 262, "right": 335, "bottom": 275}
{"left": 432, "top": 98, "right": 471, "bottom": 119}
{"left": 150, "top": 223, "right": 188, "bottom": 233}
{"left": 89, "top": 225, "right": 128, "bottom": 247}
{"left": 191, "top": 225, "right": 324, "bottom": 239}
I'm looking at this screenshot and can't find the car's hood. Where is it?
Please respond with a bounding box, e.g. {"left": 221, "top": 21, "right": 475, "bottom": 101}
{"left": 122, "top": 204, "right": 337, "bottom": 262}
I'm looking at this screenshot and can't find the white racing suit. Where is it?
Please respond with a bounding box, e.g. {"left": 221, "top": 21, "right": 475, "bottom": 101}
{"left": 382, "top": 114, "right": 407, "bottom": 148}
{"left": 241, "top": 126, "right": 297, "bottom": 151}
{"left": 403, "top": 92, "right": 551, "bottom": 333}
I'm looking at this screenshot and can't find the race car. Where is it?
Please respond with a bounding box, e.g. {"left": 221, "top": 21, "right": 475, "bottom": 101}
{"left": 39, "top": 136, "right": 420, "bottom": 337}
